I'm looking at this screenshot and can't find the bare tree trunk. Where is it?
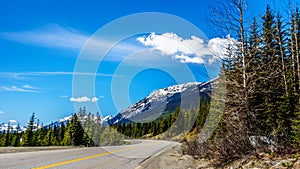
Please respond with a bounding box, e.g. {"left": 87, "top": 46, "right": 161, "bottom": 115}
{"left": 295, "top": 32, "right": 300, "bottom": 92}
{"left": 280, "top": 44, "right": 288, "bottom": 96}
{"left": 276, "top": 22, "right": 288, "bottom": 96}
{"left": 290, "top": 23, "right": 297, "bottom": 93}
{"left": 238, "top": 1, "right": 247, "bottom": 90}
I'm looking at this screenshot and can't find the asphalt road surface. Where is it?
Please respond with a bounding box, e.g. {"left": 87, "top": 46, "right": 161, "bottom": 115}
{"left": 0, "top": 140, "right": 178, "bottom": 169}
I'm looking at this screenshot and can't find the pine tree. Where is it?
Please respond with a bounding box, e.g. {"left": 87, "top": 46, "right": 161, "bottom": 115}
{"left": 58, "top": 122, "right": 65, "bottom": 145}
{"left": 4, "top": 122, "right": 11, "bottom": 146}
{"left": 35, "top": 128, "right": 44, "bottom": 146}
{"left": 25, "top": 112, "right": 36, "bottom": 146}
{"left": 62, "top": 122, "right": 71, "bottom": 146}
{"left": 11, "top": 132, "right": 20, "bottom": 147}
{"left": 43, "top": 125, "right": 53, "bottom": 146}
{"left": 51, "top": 125, "right": 59, "bottom": 146}
{"left": 291, "top": 7, "right": 300, "bottom": 146}
{"left": 11, "top": 123, "right": 21, "bottom": 147}
{"left": 68, "top": 114, "right": 84, "bottom": 146}
{"left": 292, "top": 111, "right": 300, "bottom": 146}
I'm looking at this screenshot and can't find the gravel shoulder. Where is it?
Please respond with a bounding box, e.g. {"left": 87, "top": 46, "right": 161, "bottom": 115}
{"left": 137, "top": 144, "right": 300, "bottom": 169}
{"left": 136, "top": 143, "right": 205, "bottom": 169}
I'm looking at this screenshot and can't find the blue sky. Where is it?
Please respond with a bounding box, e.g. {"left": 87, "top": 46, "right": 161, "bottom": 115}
{"left": 0, "top": 0, "right": 292, "bottom": 126}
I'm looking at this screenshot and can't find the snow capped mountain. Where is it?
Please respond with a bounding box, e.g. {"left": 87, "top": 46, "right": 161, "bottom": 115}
{"left": 45, "top": 114, "right": 112, "bottom": 129}
{"left": 58, "top": 115, "right": 72, "bottom": 123}
{"left": 0, "top": 79, "right": 217, "bottom": 131}
{"left": 0, "top": 122, "right": 26, "bottom": 134}
{"left": 0, "top": 113, "right": 113, "bottom": 133}
{"left": 102, "top": 115, "right": 113, "bottom": 122}
{"left": 108, "top": 79, "right": 217, "bottom": 124}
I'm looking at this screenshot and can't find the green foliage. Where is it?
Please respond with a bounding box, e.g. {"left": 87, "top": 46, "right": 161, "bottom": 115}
{"left": 26, "top": 112, "right": 36, "bottom": 146}
{"left": 221, "top": 4, "right": 300, "bottom": 147}
{"left": 0, "top": 109, "right": 125, "bottom": 147}
{"left": 184, "top": 4, "right": 300, "bottom": 163}
{"left": 292, "top": 111, "right": 300, "bottom": 146}
{"left": 114, "top": 100, "right": 211, "bottom": 140}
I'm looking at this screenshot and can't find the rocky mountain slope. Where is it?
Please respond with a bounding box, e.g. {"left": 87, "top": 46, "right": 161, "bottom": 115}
{"left": 108, "top": 79, "right": 216, "bottom": 124}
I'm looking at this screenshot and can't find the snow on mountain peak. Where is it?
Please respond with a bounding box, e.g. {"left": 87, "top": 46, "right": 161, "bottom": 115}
{"left": 108, "top": 80, "right": 215, "bottom": 124}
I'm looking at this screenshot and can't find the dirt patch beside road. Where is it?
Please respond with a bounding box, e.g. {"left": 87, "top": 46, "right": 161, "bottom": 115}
{"left": 136, "top": 143, "right": 209, "bottom": 169}
{"left": 137, "top": 143, "right": 300, "bottom": 169}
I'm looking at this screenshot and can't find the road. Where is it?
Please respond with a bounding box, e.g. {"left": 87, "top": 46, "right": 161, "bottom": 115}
{"left": 0, "top": 140, "right": 178, "bottom": 169}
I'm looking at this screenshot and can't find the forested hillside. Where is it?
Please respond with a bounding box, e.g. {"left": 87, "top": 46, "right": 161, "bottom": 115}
{"left": 0, "top": 108, "right": 125, "bottom": 147}
{"left": 186, "top": 1, "right": 300, "bottom": 164}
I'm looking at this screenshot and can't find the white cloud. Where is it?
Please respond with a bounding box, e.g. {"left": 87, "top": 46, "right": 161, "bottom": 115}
{"left": 174, "top": 54, "right": 204, "bottom": 64}
{"left": 91, "top": 97, "right": 98, "bottom": 102}
{"left": 9, "top": 120, "right": 17, "bottom": 123}
{"left": 70, "top": 96, "right": 103, "bottom": 103}
{"left": 0, "top": 111, "right": 3, "bottom": 115}
{"left": 137, "top": 32, "right": 236, "bottom": 64}
{"left": 70, "top": 96, "right": 91, "bottom": 102}
{"left": 0, "top": 23, "right": 89, "bottom": 49}
{"left": 0, "top": 85, "right": 39, "bottom": 93}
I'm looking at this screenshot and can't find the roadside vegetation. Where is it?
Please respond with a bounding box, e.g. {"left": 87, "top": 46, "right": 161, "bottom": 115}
{"left": 0, "top": 108, "right": 125, "bottom": 147}
{"left": 1, "top": 1, "right": 299, "bottom": 167}
{"left": 185, "top": 0, "right": 300, "bottom": 166}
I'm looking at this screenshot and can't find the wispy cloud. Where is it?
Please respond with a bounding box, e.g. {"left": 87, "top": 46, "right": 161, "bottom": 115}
{"left": 0, "top": 85, "right": 40, "bottom": 93}
{"left": 59, "top": 95, "right": 68, "bottom": 98}
{"left": 0, "top": 71, "right": 122, "bottom": 80}
{"left": 9, "top": 120, "right": 17, "bottom": 123}
{"left": 0, "top": 111, "right": 3, "bottom": 115}
{"left": 22, "top": 85, "right": 36, "bottom": 89}
{"left": 0, "top": 23, "right": 89, "bottom": 49}
{"left": 0, "top": 23, "right": 146, "bottom": 59}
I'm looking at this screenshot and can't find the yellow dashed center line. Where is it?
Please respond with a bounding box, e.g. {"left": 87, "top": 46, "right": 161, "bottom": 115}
{"left": 32, "top": 142, "right": 156, "bottom": 169}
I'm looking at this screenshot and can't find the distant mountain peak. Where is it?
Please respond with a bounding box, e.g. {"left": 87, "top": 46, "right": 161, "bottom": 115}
{"left": 108, "top": 79, "right": 216, "bottom": 125}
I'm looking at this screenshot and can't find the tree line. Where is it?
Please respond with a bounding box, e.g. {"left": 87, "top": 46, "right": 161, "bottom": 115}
{"left": 114, "top": 99, "right": 210, "bottom": 140}
{"left": 0, "top": 108, "right": 125, "bottom": 147}
{"left": 0, "top": 99, "right": 212, "bottom": 147}
{"left": 186, "top": 1, "right": 300, "bottom": 163}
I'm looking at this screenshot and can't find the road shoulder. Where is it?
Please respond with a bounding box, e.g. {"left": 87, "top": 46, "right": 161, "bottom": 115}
{"left": 137, "top": 143, "right": 300, "bottom": 169}
{"left": 136, "top": 143, "right": 208, "bottom": 169}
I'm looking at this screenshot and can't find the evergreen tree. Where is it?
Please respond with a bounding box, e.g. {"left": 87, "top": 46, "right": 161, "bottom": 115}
{"left": 43, "top": 126, "right": 53, "bottom": 146}
{"left": 58, "top": 122, "right": 65, "bottom": 145}
{"left": 25, "top": 112, "right": 36, "bottom": 146}
{"left": 62, "top": 122, "right": 71, "bottom": 146}
{"left": 11, "top": 123, "right": 21, "bottom": 147}
{"left": 68, "top": 114, "right": 84, "bottom": 146}
{"left": 4, "top": 122, "right": 11, "bottom": 146}
{"left": 35, "top": 127, "right": 44, "bottom": 146}
{"left": 291, "top": 7, "right": 300, "bottom": 146}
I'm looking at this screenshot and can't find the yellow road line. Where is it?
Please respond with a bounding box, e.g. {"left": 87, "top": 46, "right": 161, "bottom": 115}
{"left": 32, "top": 143, "right": 154, "bottom": 169}
{"left": 32, "top": 152, "right": 112, "bottom": 169}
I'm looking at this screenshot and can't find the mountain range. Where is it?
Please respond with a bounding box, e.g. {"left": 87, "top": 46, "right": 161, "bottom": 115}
{"left": 0, "top": 79, "right": 216, "bottom": 133}
{"left": 107, "top": 79, "right": 215, "bottom": 124}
